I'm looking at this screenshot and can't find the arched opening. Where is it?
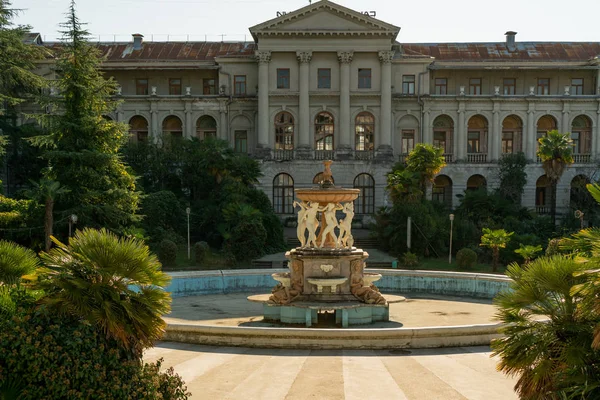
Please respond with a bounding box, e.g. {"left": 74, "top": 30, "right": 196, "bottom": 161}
{"left": 275, "top": 112, "right": 294, "bottom": 151}
{"left": 314, "top": 112, "right": 334, "bottom": 151}
{"left": 355, "top": 112, "right": 374, "bottom": 152}
{"left": 467, "top": 115, "right": 488, "bottom": 162}
{"left": 162, "top": 115, "right": 183, "bottom": 138}
{"left": 313, "top": 172, "right": 335, "bottom": 185}
{"left": 353, "top": 173, "right": 375, "bottom": 215}
{"left": 571, "top": 115, "right": 592, "bottom": 162}
{"left": 536, "top": 175, "right": 550, "bottom": 214}
{"left": 502, "top": 115, "right": 523, "bottom": 154}
{"left": 432, "top": 115, "right": 453, "bottom": 162}
{"left": 128, "top": 115, "right": 148, "bottom": 143}
{"left": 196, "top": 115, "right": 217, "bottom": 140}
{"left": 467, "top": 174, "right": 487, "bottom": 191}
{"left": 433, "top": 175, "right": 453, "bottom": 207}
{"left": 396, "top": 114, "right": 419, "bottom": 161}
{"left": 273, "top": 173, "right": 294, "bottom": 214}
{"left": 231, "top": 115, "right": 252, "bottom": 154}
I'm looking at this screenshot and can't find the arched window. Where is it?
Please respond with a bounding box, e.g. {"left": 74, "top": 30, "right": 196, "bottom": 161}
{"left": 196, "top": 115, "right": 217, "bottom": 140}
{"left": 354, "top": 173, "right": 375, "bottom": 215}
{"left": 502, "top": 115, "right": 523, "bottom": 154}
{"left": 273, "top": 173, "right": 294, "bottom": 214}
{"left": 571, "top": 115, "right": 592, "bottom": 157}
{"left": 467, "top": 115, "right": 488, "bottom": 162}
{"left": 128, "top": 116, "right": 148, "bottom": 142}
{"left": 466, "top": 174, "right": 487, "bottom": 191}
{"left": 313, "top": 172, "right": 335, "bottom": 185}
{"left": 315, "top": 112, "right": 334, "bottom": 150}
{"left": 536, "top": 175, "right": 550, "bottom": 214}
{"left": 536, "top": 115, "right": 558, "bottom": 155}
{"left": 275, "top": 112, "right": 294, "bottom": 150}
{"left": 162, "top": 116, "right": 183, "bottom": 138}
{"left": 432, "top": 115, "right": 453, "bottom": 160}
{"left": 355, "top": 112, "right": 374, "bottom": 151}
{"left": 433, "top": 175, "right": 452, "bottom": 207}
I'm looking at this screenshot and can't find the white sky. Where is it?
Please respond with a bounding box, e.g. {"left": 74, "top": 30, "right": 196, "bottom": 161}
{"left": 13, "top": 0, "right": 600, "bottom": 44}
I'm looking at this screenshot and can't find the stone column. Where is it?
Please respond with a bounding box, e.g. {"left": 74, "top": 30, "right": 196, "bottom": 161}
{"left": 377, "top": 51, "right": 395, "bottom": 161}
{"left": 337, "top": 51, "right": 353, "bottom": 157}
{"left": 296, "top": 51, "right": 312, "bottom": 159}
{"left": 491, "top": 106, "right": 500, "bottom": 161}
{"left": 456, "top": 107, "right": 465, "bottom": 160}
{"left": 526, "top": 108, "right": 536, "bottom": 160}
{"left": 184, "top": 101, "right": 193, "bottom": 139}
{"left": 256, "top": 50, "right": 271, "bottom": 158}
{"left": 150, "top": 102, "right": 159, "bottom": 143}
{"left": 219, "top": 110, "right": 228, "bottom": 142}
{"left": 562, "top": 103, "right": 570, "bottom": 133}
{"left": 422, "top": 109, "right": 431, "bottom": 144}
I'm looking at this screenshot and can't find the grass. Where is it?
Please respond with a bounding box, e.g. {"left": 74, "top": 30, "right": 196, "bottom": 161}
{"left": 161, "top": 247, "right": 254, "bottom": 271}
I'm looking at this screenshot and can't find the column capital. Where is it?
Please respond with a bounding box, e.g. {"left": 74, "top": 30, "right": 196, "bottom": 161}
{"left": 337, "top": 51, "right": 354, "bottom": 64}
{"left": 296, "top": 51, "right": 313, "bottom": 64}
{"left": 255, "top": 50, "right": 272, "bottom": 64}
{"left": 378, "top": 50, "right": 395, "bottom": 64}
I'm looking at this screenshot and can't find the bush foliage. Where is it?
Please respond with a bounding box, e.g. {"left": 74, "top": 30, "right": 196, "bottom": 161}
{"left": 456, "top": 248, "right": 477, "bottom": 269}
{"left": 159, "top": 239, "right": 178, "bottom": 268}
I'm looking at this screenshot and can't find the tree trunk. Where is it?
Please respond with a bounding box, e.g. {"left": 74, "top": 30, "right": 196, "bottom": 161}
{"left": 550, "top": 180, "right": 557, "bottom": 225}
{"left": 492, "top": 247, "right": 499, "bottom": 272}
{"left": 45, "top": 197, "right": 53, "bottom": 251}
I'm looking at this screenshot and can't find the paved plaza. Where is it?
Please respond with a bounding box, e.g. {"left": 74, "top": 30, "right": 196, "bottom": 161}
{"left": 144, "top": 343, "right": 517, "bottom": 399}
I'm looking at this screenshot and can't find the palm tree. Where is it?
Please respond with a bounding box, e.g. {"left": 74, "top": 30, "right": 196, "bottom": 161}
{"left": 492, "top": 257, "right": 597, "bottom": 399}
{"left": 386, "top": 167, "right": 423, "bottom": 204}
{"left": 0, "top": 240, "right": 41, "bottom": 317}
{"left": 405, "top": 143, "right": 446, "bottom": 200}
{"left": 480, "top": 228, "right": 513, "bottom": 272}
{"left": 537, "top": 130, "right": 574, "bottom": 224}
{"left": 36, "top": 228, "right": 172, "bottom": 354}
{"left": 27, "top": 178, "right": 69, "bottom": 251}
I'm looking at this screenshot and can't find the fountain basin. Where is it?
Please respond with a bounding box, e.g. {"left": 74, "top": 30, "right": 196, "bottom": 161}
{"left": 294, "top": 188, "right": 360, "bottom": 204}
{"left": 363, "top": 273, "right": 382, "bottom": 287}
{"left": 272, "top": 272, "right": 291, "bottom": 287}
{"left": 306, "top": 277, "right": 347, "bottom": 294}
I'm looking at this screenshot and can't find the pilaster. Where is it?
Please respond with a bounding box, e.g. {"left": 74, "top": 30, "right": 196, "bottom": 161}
{"left": 377, "top": 50, "right": 394, "bottom": 161}
{"left": 422, "top": 109, "right": 431, "bottom": 144}
{"left": 184, "top": 101, "right": 193, "bottom": 139}
{"left": 337, "top": 51, "right": 353, "bottom": 157}
{"left": 296, "top": 51, "right": 313, "bottom": 159}
{"left": 219, "top": 99, "right": 228, "bottom": 141}
{"left": 256, "top": 50, "right": 272, "bottom": 158}
{"left": 150, "top": 101, "right": 159, "bottom": 143}
{"left": 456, "top": 105, "right": 466, "bottom": 160}
{"left": 562, "top": 102, "right": 570, "bottom": 133}
{"left": 526, "top": 103, "right": 536, "bottom": 160}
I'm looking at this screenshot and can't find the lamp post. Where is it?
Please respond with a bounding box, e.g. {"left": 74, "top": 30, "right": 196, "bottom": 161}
{"left": 449, "top": 214, "right": 455, "bottom": 264}
{"left": 68, "top": 214, "right": 78, "bottom": 237}
{"left": 186, "top": 207, "right": 191, "bottom": 260}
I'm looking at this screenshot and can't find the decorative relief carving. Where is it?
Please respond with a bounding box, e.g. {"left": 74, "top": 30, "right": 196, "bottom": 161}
{"left": 296, "top": 51, "right": 313, "bottom": 64}
{"left": 255, "top": 50, "right": 272, "bottom": 64}
{"left": 378, "top": 50, "right": 394, "bottom": 64}
{"left": 269, "top": 260, "right": 303, "bottom": 305}
{"left": 337, "top": 51, "right": 354, "bottom": 64}
{"left": 349, "top": 259, "right": 386, "bottom": 305}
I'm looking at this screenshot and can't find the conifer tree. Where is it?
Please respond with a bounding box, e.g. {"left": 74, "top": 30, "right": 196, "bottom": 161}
{"left": 33, "top": 1, "right": 139, "bottom": 230}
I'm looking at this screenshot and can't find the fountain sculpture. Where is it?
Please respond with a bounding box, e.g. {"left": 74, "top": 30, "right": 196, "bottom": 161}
{"left": 250, "top": 161, "right": 394, "bottom": 327}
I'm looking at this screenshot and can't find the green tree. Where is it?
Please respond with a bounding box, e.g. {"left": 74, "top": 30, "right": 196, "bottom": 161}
{"left": 404, "top": 143, "right": 446, "bottom": 199}
{"left": 36, "top": 228, "right": 171, "bottom": 354}
{"left": 480, "top": 228, "right": 513, "bottom": 271}
{"left": 386, "top": 164, "right": 422, "bottom": 204}
{"left": 26, "top": 178, "right": 69, "bottom": 251}
{"left": 537, "top": 130, "right": 574, "bottom": 224}
{"left": 0, "top": 240, "right": 40, "bottom": 317}
{"left": 514, "top": 244, "right": 542, "bottom": 266}
{"left": 492, "top": 257, "right": 599, "bottom": 399}
{"left": 497, "top": 152, "right": 528, "bottom": 204}
{"left": 32, "top": 2, "right": 139, "bottom": 231}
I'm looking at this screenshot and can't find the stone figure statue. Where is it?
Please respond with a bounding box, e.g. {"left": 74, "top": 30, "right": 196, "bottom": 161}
{"left": 293, "top": 200, "right": 309, "bottom": 247}
{"left": 338, "top": 202, "right": 355, "bottom": 248}
{"left": 349, "top": 260, "right": 386, "bottom": 305}
{"left": 304, "top": 202, "right": 321, "bottom": 248}
{"left": 318, "top": 202, "right": 343, "bottom": 248}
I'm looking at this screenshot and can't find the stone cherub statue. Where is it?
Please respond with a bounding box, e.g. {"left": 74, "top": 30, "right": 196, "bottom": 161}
{"left": 337, "top": 202, "right": 355, "bottom": 248}
{"left": 293, "top": 200, "right": 309, "bottom": 247}
{"left": 304, "top": 201, "right": 321, "bottom": 248}
{"left": 318, "top": 202, "right": 343, "bottom": 248}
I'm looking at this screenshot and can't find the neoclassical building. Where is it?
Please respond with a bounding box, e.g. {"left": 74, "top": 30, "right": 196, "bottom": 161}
{"left": 29, "top": 0, "right": 600, "bottom": 219}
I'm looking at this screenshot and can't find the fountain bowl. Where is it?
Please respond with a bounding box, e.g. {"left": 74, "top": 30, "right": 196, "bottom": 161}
{"left": 363, "top": 273, "right": 382, "bottom": 286}
{"left": 306, "top": 276, "right": 347, "bottom": 294}
{"left": 295, "top": 188, "right": 360, "bottom": 204}
{"left": 272, "top": 272, "right": 291, "bottom": 287}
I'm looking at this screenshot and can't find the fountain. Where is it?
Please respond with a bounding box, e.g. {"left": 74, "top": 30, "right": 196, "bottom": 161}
{"left": 249, "top": 160, "right": 403, "bottom": 327}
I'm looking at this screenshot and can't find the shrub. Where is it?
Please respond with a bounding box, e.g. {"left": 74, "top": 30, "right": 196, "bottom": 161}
{"left": 159, "top": 239, "right": 178, "bottom": 267}
{"left": 401, "top": 252, "right": 419, "bottom": 268}
{"left": 194, "top": 241, "right": 210, "bottom": 265}
{"left": 456, "top": 248, "right": 477, "bottom": 269}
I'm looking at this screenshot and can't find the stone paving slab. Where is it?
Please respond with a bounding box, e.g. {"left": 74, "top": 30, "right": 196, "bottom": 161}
{"left": 144, "top": 343, "right": 517, "bottom": 399}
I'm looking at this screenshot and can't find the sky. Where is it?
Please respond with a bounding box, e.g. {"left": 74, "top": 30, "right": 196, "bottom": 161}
{"left": 12, "top": 0, "right": 600, "bottom": 44}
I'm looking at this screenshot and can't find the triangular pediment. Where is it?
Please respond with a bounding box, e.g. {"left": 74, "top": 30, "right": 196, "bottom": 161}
{"left": 249, "top": 0, "right": 399, "bottom": 41}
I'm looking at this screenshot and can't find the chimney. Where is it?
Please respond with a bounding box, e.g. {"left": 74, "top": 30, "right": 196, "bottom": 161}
{"left": 132, "top": 33, "right": 144, "bottom": 50}
{"left": 505, "top": 31, "right": 517, "bottom": 51}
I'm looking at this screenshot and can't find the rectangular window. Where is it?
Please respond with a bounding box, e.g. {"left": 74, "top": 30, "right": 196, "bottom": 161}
{"left": 571, "top": 131, "right": 580, "bottom": 153}
{"left": 503, "top": 78, "right": 516, "bottom": 95}
{"left": 467, "top": 132, "right": 480, "bottom": 153}
{"left": 169, "top": 78, "right": 181, "bottom": 95}
{"left": 358, "top": 68, "right": 372, "bottom": 89}
{"left": 401, "top": 129, "right": 415, "bottom": 154}
{"left": 432, "top": 186, "right": 445, "bottom": 203}
{"left": 318, "top": 68, "right": 331, "bottom": 89}
{"left": 234, "top": 75, "right": 246, "bottom": 95}
{"left": 537, "top": 78, "right": 550, "bottom": 95}
{"left": 277, "top": 68, "right": 290, "bottom": 89}
{"left": 402, "top": 75, "right": 415, "bottom": 94}
{"left": 234, "top": 130, "right": 247, "bottom": 153}
{"left": 433, "top": 131, "right": 447, "bottom": 152}
{"left": 434, "top": 78, "right": 447, "bottom": 95}
{"left": 203, "top": 78, "right": 216, "bottom": 95}
{"left": 502, "top": 132, "right": 514, "bottom": 154}
{"left": 571, "top": 78, "right": 583, "bottom": 95}
{"left": 469, "top": 78, "right": 482, "bottom": 95}
{"left": 135, "top": 78, "right": 148, "bottom": 95}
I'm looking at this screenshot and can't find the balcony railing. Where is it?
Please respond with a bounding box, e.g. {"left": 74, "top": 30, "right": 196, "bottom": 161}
{"left": 273, "top": 149, "right": 294, "bottom": 161}
{"left": 443, "top": 153, "right": 454, "bottom": 163}
{"left": 535, "top": 206, "right": 550, "bottom": 215}
{"left": 354, "top": 150, "right": 375, "bottom": 161}
{"left": 315, "top": 150, "right": 335, "bottom": 160}
{"left": 467, "top": 153, "right": 487, "bottom": 163}
{"left": 573, "top": 153, "right": 592, "bottom": 163}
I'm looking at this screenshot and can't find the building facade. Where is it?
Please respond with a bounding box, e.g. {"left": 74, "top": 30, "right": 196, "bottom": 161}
{"left": 32, "top": 0, "right": 600, "bottom": 220}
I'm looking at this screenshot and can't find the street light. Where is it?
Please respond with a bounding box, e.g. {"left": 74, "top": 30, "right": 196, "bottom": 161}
{"left": 68, "top": 214, "right": 78, "bottom": 237}
{"left": 449, "top": 214, "right": 455, "bottom": 264}
{"left": 186, "top": 207, "right": 191, "bottom": 260}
